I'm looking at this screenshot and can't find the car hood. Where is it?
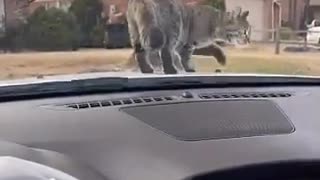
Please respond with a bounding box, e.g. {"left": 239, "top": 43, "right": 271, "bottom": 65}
{"left": 0, "top": 72, "right": 320, "bottom": 87}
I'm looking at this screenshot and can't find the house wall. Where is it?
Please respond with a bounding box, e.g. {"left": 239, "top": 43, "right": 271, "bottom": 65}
{"left": 311, "top": 6, "right": 320, "bottom": 20}
{"left": 101, "top": 0, "right": 127, "bottom": 16}
{"left": 310, "top": 0, "right": 320, "bottom": 21}
{"left": 100, "top": 0, "right": 204, "bottom": 24}
{"left": 279, "top": 0, "right": 306, "bottom": 29}
{"left": 184, "top": 0, "right": 206, "bottom": 5}
{"left": 29, "top": 0, "right": 74, "bottom": 13}
{"left": 4, "top": 0, "right": 33, "bottom": 29}
{"left": 0, "top": 0, "right": 4, "bottom": 30}
{"left": 226, "top": 0, "right": 307, "bottom": 41}
{"left": 226, "top": 0, "right": 267, "bottom": 41}
{"left": 100, "top": 0, "right": 127, "bottom": 24}
{"left": 101, "top": 0, "right": 205, "bottom": 16}
{"left": 1, "top": 0, "right": 207, "bottom": 30}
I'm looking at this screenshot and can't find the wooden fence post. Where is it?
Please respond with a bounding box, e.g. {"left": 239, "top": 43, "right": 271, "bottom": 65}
{"left": 275, "top": 27, "right": 281, "bottom": 55}
{"left": 303, "top": 33, "right": 308, "bottom": 50}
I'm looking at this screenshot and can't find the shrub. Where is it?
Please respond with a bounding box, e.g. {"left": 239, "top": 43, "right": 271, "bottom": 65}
{"left": 0, "top": 26, "right": 26, "bottom": 52}
{"left": 90, "top": 24, "right": 105, "bottom": 47}
{"left": 69, "top": 0, "right": 103, "bottom": 47}
{"left": 280, "top": 27, "right": 295, "bottom": 40}
{"left": 204, "top": 0, "right": 226, "bottom": 11}
{"left": 24, "top": 7, "right": 80, "bottom": 51}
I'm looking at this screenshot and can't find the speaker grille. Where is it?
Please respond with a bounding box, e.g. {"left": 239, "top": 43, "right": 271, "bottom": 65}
{"left": 122, "top": 100, "right": 294, "bottom": 141}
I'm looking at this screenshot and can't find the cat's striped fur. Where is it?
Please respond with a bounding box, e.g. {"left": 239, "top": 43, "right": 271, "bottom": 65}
{"left": 127, "top": 0, "right": 249, "bottom": 74}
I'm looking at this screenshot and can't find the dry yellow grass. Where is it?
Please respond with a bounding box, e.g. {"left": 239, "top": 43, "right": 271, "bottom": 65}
{"left": 0, "top": 45, "right": 320, "bottom": 80}
{"left": 195, "top": 46, "right": 320, "bottom": 75}
{"left": 0, "top": 49, "right": 130, "bottom": 79}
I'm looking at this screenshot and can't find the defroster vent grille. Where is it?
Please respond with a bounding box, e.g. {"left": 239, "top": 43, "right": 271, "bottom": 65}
{"left": 63, "top": 96, "right": 176, "bottom": 110}
{"left": 199, "top": 92, "right": 292, "bottom": 100}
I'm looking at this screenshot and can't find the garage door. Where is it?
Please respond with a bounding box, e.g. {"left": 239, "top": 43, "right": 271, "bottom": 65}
{"left": 225, "top": 0, "right": 265, "bottom": 41}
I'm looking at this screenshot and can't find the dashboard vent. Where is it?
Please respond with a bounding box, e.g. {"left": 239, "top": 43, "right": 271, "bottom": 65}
{"left": 63, "top": 96, "right": 176, "bottom": 110}
{"left": 199, "top": 92, "right": 292, "bottom": 100}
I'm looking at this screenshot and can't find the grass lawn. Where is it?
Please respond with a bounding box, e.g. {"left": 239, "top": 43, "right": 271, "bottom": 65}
{"left": 194, "top": 47, "right": 320, "bottom": 76}
{"left": 0, "top": 45, "right": 319, "bottom": 80}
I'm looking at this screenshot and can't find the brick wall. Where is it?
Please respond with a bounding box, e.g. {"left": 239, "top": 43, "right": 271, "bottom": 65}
{"left": 4, "top": 0, "right": 35, "bottom": 28}
{"left": 3, "top": 0, "right": 217, "bottom": 28}
{"left": 29, "top": 0, "right": 74, "bottom": 13}
{"left": 101, "top": 0, "right": 205, "bottom": 24}
{"left": 0, "top": 0, "right": 4, "bottom": 30}
{"left": 101, "top": 0, "right": 205, "bottom": 15}
{"left": 101, "top": 0, "right": 127, "bottom": 15}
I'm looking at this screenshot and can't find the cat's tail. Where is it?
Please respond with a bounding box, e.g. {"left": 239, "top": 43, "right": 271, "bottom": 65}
{"left": 210, "top": 44, "right": 226, "bottom": 66}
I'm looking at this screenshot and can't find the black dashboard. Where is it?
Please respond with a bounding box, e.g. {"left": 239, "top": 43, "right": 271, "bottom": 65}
{"left": 0, "top": 85, "right": 320, "bottom": 180}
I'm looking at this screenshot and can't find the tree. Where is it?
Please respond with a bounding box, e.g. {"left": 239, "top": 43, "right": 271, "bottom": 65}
{"left": 205, "top": 0, "right": 226, "bottom": 11}
{"left": 24, "top": 7, "right": 80, "bottom": 51}
{"left": 69, "top": 0, "right": 104, "bottom": 47}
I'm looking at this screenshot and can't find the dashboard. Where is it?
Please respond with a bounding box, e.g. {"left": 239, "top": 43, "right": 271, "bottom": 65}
{"left": 0, "top": 85, "right": 320, "bottom": 180}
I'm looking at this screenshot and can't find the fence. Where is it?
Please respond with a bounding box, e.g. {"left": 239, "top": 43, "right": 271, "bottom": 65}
{"left": 250, "top": 28, "right": 320, "bottom": 55}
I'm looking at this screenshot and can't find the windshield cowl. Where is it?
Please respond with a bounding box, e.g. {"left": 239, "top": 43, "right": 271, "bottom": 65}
{"left": 0, "top": 73, "right": 320, "bottom": 103}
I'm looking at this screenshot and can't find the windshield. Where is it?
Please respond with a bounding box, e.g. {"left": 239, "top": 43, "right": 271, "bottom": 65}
{"left": 0, "top": 0, "right": 318, "bottom": 81}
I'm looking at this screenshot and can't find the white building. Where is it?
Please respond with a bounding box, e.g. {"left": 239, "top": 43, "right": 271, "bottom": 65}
{"left": 225, "top": 0, "right": 270, "bottom": 41}
{"left": 225, "top": 0, "right": 308, "bottom": 41}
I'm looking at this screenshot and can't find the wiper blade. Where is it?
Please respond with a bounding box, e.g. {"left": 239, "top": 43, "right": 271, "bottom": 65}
{"left": 0, "top": 77, "right": 128, "bottom": 101}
